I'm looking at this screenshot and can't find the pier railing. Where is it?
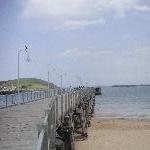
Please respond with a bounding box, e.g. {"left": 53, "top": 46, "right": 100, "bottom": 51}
{"left": 35, "top": 88, "right": 95, "bottom": 150}
{"left": 0, "top": 89, "right": 60, "bottom": 109}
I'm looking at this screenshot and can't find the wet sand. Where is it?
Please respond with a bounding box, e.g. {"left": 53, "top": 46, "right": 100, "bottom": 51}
{"left": 75, "top": 118, "right": 150, "bottom": 150}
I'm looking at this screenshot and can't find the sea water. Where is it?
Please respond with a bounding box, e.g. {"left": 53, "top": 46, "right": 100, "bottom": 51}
{"left": 95, "top": 86, "right": 150, "bottom": 119}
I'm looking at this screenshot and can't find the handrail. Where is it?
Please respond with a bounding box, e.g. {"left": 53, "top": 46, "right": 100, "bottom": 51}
{"left": 0, "top": 89, "right": 60, "bottom": 109}
{"left": 36, "top": 115, "right": 48, "bottom": 150}
{"left": 35, "top": 88, "right": 95, "bottom": 150}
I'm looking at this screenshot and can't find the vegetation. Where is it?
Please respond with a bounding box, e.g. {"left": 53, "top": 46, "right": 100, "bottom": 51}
{"left": 0, "top": 78, "right": 58, "bottom": 91}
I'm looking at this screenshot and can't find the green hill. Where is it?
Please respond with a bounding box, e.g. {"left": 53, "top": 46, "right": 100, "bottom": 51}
{"left": 0, "top": 78, "right": 58, "bottom": 91}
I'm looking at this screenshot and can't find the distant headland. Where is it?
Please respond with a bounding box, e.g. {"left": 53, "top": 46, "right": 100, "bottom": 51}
{"left": 0, "top": 78, "right": 57, "bottom": 95}
{"left": 112, "top": 84, "right": 150, "bottom": 87}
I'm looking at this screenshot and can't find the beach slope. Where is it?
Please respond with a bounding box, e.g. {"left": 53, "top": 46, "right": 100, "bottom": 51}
{"left": 75, "top": 119, "right": 150, "bottom": 150}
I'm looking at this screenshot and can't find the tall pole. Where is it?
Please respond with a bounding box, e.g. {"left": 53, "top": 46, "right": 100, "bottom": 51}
{"left": 17, "top": 45, "right": 30, "bottom": 102}
{"left": 60, "top": 74, "right": 63, "bottom": 94}
{"left": 17, "top": 51, "right": 20, "bottom": 101}
{"left": 48, "top": 71, "right": 50, "bottom": 97}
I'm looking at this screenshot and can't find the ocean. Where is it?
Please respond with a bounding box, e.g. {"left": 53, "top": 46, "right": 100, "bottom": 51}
{"left": 95, "top": 86, "right": 150, "bottom": 119}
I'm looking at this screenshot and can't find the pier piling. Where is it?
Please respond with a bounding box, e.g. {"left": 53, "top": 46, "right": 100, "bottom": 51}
{"left": 36, "top": 87, "right": 96, "bottom": 150}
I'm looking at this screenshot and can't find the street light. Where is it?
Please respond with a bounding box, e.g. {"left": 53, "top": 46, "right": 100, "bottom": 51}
{"left": 60, "top": 73, "right": 67, "bottom": 94}
{"left": 47, "top": 70, "right": 50, "bottom": 97}
{"left": 60, "top": 74, "right": 63, "bottom": 92}
{"left": 17, "top": 45, "right": 30, "bottom": 101}
{"left": 47, "top": 64, "right": 56, "bottom": 97}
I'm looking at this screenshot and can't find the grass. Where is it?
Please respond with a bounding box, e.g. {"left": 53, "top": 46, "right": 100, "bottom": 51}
{"left": 0, "top": 78, "right": 57, "bottom": 91}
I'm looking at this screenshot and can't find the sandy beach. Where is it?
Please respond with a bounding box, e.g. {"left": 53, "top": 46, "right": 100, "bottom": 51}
{"left": 75, "top": 118, "right": 150, "bottom": 150}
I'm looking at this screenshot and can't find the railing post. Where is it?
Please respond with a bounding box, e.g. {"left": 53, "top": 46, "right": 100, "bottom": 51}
{"left": 43, "top": 131, "right": 49, "bottom": 150}
{"left": 54, "top": 89, "right": 56, "bottom": 96}
{"left": 43, "top": 91, "right": 45, "bottom": 99}
{"left": 41, "top": 91, "right": 42, "bottom": 99}
{"left": 36, "top": 91, "right": 38, "bottom": 99}
{"left": 46, "top": 91, "right": 48, "bottom": 98}
{"left": 54, "top": 101, "right": 56, "bottom": 150}
{"left": 15, "top": 94, "right": 17, "bottom": 104}
{"left": 52, "top": 89, "right": 54, "bottom": 97}
{"left": 68, "top": 93, "right": 70, "bottom": 113}
{"left": 34, "top": 92, "right": 35, "bottom": 100}
{"left": 6, "top": 95, "right": 7, "bottom": 108}
{"left": 27, "top": 92, "right": 28, "bottom": 101}
{"left": 50, "top": 89, "right": 52, "bottom": 97}
{"left": 45, "top": 91, "right": 46, "bottom": 98}
{"left": 72, "top": 92, "right": 74, "bottom": 109}
{"left": 30, "top": 91, "right": 32, "bottom": 101}
{"left": 70, "top": 92, "right": 73, "bottom": 111}
{"left": 61, "top": 95, "right": 64, "bottom": 122}
{"left": 47, "top": 110, "right": 51, "bottom": 150}
{"left": 51, "top": 89, "right": 52, "bottom": 97}
{"left": 22, "top": 93, "right": 24, "bottom": 103}
{"left": 37, "top": 91, "right": 39, "bottom": 100}
{"left": 52, "top": 102, "right": 56, "bottom": 149}
{"left": 65, "top": 93, "right": 67, "bottom": 114}
{"left": 40, "top": 90, "right": 41, "bottom": 99}
{"left": 42, "top": 91, "right": 43, "bottom": 99}
{"left": 73, "top": 92, "right": 75, "bottom": 109}
{"left": 11, "top": 94, "right": 14, "bottom": 105}
{"left": 55, "top": 96, "right": 58, "bottom": 125}
{"left": 38, "top": 90, "right": 40, "bottom": 100}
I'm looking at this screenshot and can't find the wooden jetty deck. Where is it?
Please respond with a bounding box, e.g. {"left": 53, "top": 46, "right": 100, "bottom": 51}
{"left": 0, "top": 98, "right": 52, "bottom": 150}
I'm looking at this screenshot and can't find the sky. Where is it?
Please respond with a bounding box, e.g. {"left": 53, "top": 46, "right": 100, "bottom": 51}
{"left": 0, "top": 0, "right": 150, "bottom": 87}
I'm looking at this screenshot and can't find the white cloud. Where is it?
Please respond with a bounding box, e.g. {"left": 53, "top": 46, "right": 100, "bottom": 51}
{"left": 60, "top": 48, "right": 113, "bottom": 58}
{"left": 134, "top": 5, "right": 150, "bottom": 12}
{"left": 134, "top": 47, "right": 150, "bottom": 53}
{"left": 61, "top": 47, "right": 150, "bottom": 59}
{"left": 23, "top": 0, "right": 98, "bottom": 18}
{"left": 55, "top": 18, "right": 105, "bottom": 30}
{"left": 23, "top": 0, "right": 150, "bottom": 18}
{"left": 22, "top": 0, "right": 150, "bottom": 30}
{"left": 61, "top": 48, "right": 90, "bottom": 57}
{"left": 96, "top": 0, "right": 137, "bottom": 16}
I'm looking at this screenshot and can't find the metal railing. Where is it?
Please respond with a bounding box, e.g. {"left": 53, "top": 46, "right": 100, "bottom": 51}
{"left": 0, "top": 89, "right": 60, "bottom": 109}
{"left": 35, "top": 88, "right": 93, "bottom": 150}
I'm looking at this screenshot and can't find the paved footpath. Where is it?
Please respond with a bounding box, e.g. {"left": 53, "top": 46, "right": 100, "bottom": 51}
{"left": 0, "top": 98, "right": 52, "bottom": 150}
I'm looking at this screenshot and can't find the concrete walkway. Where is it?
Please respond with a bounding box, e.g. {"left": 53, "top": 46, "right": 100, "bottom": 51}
{"left": 0, "top": 98, "right": 52, "bottom": 150}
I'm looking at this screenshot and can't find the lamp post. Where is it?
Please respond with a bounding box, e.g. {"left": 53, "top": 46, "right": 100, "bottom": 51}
{"left": 17, "top": 45, "right": 30, "bottom": 101}
{"left": 47, "top": 64, "right": 56, "bottom": 97}
{"left": 47, "top": 71, "right": 50, "bottom": 97}
{"left": 60, "top": 74, "right": 63, "bottom": 94}
{"left": 60, "top": 73, "right": 67, "bottom": 94}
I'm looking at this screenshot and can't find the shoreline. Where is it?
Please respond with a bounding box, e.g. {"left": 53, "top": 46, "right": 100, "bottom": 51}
{"left": 75, "top": 117, "right": 150, "bottom": 150}
{"left": 94, "top": 116, "right": 150, "bottom": 121}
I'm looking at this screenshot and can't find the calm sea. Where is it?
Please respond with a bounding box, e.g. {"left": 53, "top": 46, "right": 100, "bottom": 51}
{"left": 95, "top": 86, "right": 150, "bottom": 119}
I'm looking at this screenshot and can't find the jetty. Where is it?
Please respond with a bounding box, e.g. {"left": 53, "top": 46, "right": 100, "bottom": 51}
{"left": 0, "top": 87, "right": 97, "bottom": 150}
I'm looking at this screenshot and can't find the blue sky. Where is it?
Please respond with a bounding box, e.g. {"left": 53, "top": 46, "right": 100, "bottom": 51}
{"left": 0, "top": 0, "right": 150, "bottom": 86}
